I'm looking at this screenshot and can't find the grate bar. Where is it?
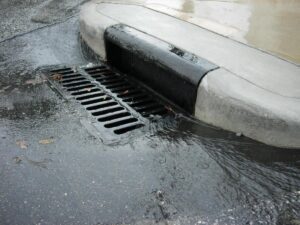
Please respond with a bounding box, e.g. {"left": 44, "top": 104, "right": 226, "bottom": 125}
{"left": 70, "top": 88, "right": 99, "bottom": 96}
{"left": 63, "top": 80, "right": 90, "bottom": 88}
{"left": 97, "top": 111, "right": 130, "bottom": 122}
{"left": 104, "top": 117, "right": 138, "bottom": 128}
{"left": 76, "top": 92, "right": 105, "bottom": 101}
{"left": 61, "top": 77, "right": 86, "bottom": 84}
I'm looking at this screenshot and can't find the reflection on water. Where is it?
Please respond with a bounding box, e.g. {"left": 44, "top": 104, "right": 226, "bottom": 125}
{"left": 104, "top": 0, "right": 300, "bottom": 64}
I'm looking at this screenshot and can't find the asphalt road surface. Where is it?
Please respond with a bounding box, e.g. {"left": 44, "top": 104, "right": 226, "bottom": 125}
{"left": 0, "top": 1, "right": 299, "bottom": 225}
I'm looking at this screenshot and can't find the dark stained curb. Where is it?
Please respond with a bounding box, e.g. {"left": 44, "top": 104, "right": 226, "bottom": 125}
{"left": 104, "top": 24, "right": 218, "bottom": 113}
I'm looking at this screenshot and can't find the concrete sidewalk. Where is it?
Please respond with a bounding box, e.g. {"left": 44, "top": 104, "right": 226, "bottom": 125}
{"left": 79, "top": 1, "right": 300, "bottom": 148}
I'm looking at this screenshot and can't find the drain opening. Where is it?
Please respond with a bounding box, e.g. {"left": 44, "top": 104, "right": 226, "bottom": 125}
{"left": 86, "top": 101, "right": 119, "bottom": 111}
{"left": 93, "top": 107, "right": 125, "bottom": 117}
{"left": 85, "top": 66, "right": 170, "bottom": 117}
{"left": 46, "top": 64, "right": 175, "bottom": 136}
{"left": 104, "top": 117, "right": 138, "bottom": 128}
{"left": 98, "top": 112, "right": 131, "bottom": 122}
{"left": 63, "top": 80, "right": 90, "bottom": 88}
{"left": 81, "top": 96, "right": 110, "bottom": 105}
{"left": 114, "top": 124, "right": 144, "bottom": 135}
{"left": 68, "top": 84, "right": 95, "bottom": 91}
{"left": 76, "top": 93, "right": 106, "bottom": 101}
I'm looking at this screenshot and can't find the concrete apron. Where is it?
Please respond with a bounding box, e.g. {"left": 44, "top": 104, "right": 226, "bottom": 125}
{"left": 79, "top": 1, "right": 300, "bottom": 148}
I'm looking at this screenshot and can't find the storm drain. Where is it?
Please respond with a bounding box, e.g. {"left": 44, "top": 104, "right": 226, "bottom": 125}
{"left": 46, "top": 64, "right": 172, "bottom": 135}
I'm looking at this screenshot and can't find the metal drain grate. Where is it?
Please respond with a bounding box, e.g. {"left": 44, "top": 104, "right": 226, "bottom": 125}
{"left": 46, "top": 64, "right": 172, "bottom": 135}
{"left": 84, "top": 66, "right": 169, "bottom": 118}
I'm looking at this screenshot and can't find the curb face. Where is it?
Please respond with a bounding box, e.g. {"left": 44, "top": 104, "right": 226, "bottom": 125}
{"left": 104, "top": 25, "right": 218, "bottom": 113}
{"left": 195, "top": 69, "right": 300, "bottom": 149}
{"left": 79, "top": 2, "right": 300, "bottom": 148}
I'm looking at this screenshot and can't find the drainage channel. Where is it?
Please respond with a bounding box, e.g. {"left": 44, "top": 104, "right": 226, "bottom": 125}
{"left": 44, "top": 64, "right": 175, "bottom": 137}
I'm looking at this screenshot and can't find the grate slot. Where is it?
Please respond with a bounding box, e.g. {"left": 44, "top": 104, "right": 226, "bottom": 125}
{"left": 127, "top": 96, "right": 152, "bottom": 104}
{"left": 94, "top": 75, "right": 121, "bottom": 82}
{"left": 86, "top": 101, "right": 118, "bottom": 111}
{"left": 61, "top": 77, "right": 86, "bottom": 84}
{"left": 111, "top": 86, "right": 135, "bottom": 93}
{"left": 71, "top": 88, "right": 99, "bottom": 96}
{"left": 81, "top": 97, "right": 112, "bottom": 106}
{"left": 117, "top": 90, "right": 142, "bottom": 98}
{"left": 129, "top": 99, "right": 155, "bottom": 108}
{"left": 102, "top": 114, "right": 135, "bottom": 124}
{"left": 136, "top": 104, "right": 163, "bottom": 113}
{"left": 88, "top": 69, "right": 110, "bottom": 74}
{"left": 114, "top": 123, "right": 144, "bottom": 134}
{"left": 98, "top": 110, "right": 131, "bottom": 122}
{"left": 67, "top": 84, "right": 95, "bottom": 92}
{"left": 101, "top": 80, "right": 127, "bottom": 88}
{"left": 100, "top": 78, "right": 124, "bottom": 86}
{"left": 90, "top": 74, "right": 106, "bottom": 79}
{"left": 142, "top": 108, "right": 169, "bottom": 117}
{"left": 92, "top": 71, "right": 115, "bottom": 77}
{"left": 104, "top": 117, "right": 138, "bottom": 128}
{"left": 63, "top": 80, "right": 90, "bottom": 88}
{"left": 122, "top": 93, "right": 148, "bottom": 102}
{"left": 92, "top": 106, "right": 125, "bottom": 117}
{"left": 60, "top": 74, "right": 82, "bottom": 79}
{"left": 97, "top": 111, "right": 130, "bottom": 122}
{"left": 105, "top": 83, "right": 128, "bottom": 89}
{"left": 76, "top": 93, "right": 105, "bottom": 101}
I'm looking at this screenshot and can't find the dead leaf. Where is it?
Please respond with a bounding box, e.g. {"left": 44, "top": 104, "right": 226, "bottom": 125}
{"left": 84, "top": 87, "right": 92, "bottom": 92}
{"left": 51, "top": 73, "right": 62, "bottom": 81}
{"left": 123, "top": 90, "right": 129, "bottom": 94}
{"left": 102, "top": 95, "right": 107, "bottom": 100}
{"left": 39, "top": 139, "right": 54, "bottom": 145}
{"left": 16, "top": 140, "right": 28, "bottom": 149}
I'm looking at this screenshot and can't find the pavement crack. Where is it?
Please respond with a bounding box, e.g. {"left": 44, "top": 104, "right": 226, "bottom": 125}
{"left": 0, "top": 14, "right": 78, "bottom": 44}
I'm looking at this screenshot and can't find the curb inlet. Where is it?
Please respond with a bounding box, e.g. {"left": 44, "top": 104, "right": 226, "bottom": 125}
{"left": 44, "top": 64, "right": 174, "bottom": 136}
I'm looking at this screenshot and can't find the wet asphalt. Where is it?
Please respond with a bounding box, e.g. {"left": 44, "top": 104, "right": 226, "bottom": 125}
{"left": 0, "top": 1, "right": 300, "bottom": 225}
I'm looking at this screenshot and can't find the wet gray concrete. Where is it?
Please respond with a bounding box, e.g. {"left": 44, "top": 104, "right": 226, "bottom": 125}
{"left": 0, "top": 1, "right": 300, "bottom": 225}
{"left": 102, "top": 0, "right": 300, "bottom": 64}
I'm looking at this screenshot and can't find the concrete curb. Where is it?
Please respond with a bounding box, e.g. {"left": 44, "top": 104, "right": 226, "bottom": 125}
{"left": 196, "top": 69, "right": 300, "bottom": 148}
{"left": 79, "top": 2, "right": 300, "bottom": 148}
{"left": 104, "top": 25, "right": 218, "bottom": 113}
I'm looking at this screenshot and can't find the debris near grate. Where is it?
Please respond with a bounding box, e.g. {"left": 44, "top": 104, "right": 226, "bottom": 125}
{"left": 45, "top": 64, "right": 174, "bottom": 136}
